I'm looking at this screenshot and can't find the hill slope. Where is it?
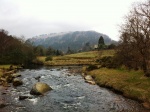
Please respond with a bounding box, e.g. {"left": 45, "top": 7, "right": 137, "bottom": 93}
{"left": 27, "top": 31, "right": 116, "bottom": 52}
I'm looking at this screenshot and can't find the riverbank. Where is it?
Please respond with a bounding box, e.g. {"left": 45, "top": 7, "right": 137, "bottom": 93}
{"left": 0, "top": 65, "right": 18, "bottom": 75}
{"left": 84, "top": 67, "right": 150, "bottom": 109}
{"left": 0, "top": 65, "right": 12, "bottom": 77}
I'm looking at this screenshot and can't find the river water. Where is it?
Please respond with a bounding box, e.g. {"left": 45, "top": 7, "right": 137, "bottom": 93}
{"left": 0, "top": 66, "right": 149, "bottom": 112}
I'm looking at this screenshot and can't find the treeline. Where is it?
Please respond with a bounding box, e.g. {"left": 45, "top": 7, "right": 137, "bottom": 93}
{"left": 97, "top": 36, "right": 116, "bottom": 50}
{"left": 0, "top": 29, "right": 35, "bottom": 65}
{"left": 97, "top": 0, "right": 150, "bottom": 76}
{"left": 116, "top": 0, "right": 150, "bottom": 76}
{"left": 33, "top": 45, "right": 63, "bottom": 56}
{"left": 0, "top": 29, "right": 63, "bottom": 65}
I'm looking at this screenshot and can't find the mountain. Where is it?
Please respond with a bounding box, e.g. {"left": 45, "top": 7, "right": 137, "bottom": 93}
{"left": 27, "top": 31, "right": 116, "bottom": 52}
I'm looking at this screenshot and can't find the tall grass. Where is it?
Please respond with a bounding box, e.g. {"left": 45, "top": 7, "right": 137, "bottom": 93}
{"left": 36, "top": 50, "right": 115, "bottom": 66}
{"left": 88, "top": 68, "right": 150, "bottom": 104}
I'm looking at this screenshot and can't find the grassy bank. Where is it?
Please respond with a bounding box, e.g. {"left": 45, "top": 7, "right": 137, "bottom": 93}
{"left": 86, "top": 67, "right": 150, "bottom": 107}
{"left": 35, "top": 50, "right": 115, "bottom": 66}
{"left": 0, "top": 65, "right": 11, "bottom": 76}
{"left": 0, "top": 65, "right": 18, "bottom": 76}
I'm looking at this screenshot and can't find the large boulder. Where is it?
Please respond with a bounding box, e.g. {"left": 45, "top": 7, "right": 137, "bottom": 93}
{"left": 30, "top": 82, "right": 52, "bottom": 95}
{"left": 13, "top": 78, "right": 23, "bottom": 86}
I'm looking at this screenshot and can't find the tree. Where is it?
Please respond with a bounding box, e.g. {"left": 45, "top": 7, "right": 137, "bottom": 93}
{"left": 46, "top": 46, "right": 56, "bottom": 56}
{"left": 82, "top": 42, "right": 92, "bottom": 51}
{"left": 116, "top": 0, "right": 150, "bottom": 75}
{"left": 34, "top": 45, "right": 46, "bottom": 56}
{"left": 98, "top": 36, "right": 105, "bottom": 50}
{"left": 66, "top": 47, "right": 74, "bottom": 54}
{"left": 0, "top": 29, "right": 35, "bottom": 65}
{"left": 55, "top": 50, "right": 63, "bottom": 56}
{"left": 107, "top": 44, "right": 116, "bottom": 49}
{"left": 0, "top": 29, "right": 13, "bottom": 57}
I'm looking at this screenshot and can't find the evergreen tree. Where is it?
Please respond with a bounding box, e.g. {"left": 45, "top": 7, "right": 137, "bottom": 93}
{"left": 98, "top": 36, "right": 105, "bottom": 50}
{"left": 66, "top": 47, "right": 74, "bottom": 54}
{"left": 46, "top": 46, "right": 55, "bottom": 56}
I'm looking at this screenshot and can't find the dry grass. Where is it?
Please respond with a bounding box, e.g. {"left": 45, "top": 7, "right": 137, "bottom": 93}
{"left": 0, "top": 65, "right": 12, "bottom": 69}
{"left": 0, "top": 65, "right": 11, "bottom": 77}
{"left": 101, "top": 49, "right": 115, "bottom": 57}
{"left": 36, "top": 50, "right": 115, "bottom": 66}
{"left": 0, "top": 65, "right": 18, "bottom": 77}
{"left": 0, "top": 69, "right": 2, "bottom": 77}
{"left": 87, "top": 67, "right": 150, "bottom": 104}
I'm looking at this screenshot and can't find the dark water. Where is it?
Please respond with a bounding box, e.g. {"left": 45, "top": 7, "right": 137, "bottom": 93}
{"left": 0, "top": 66, "right": 149, "bottom": 112}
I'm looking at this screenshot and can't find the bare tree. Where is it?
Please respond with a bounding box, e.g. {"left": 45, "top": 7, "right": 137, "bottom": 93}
{"left": 116, "top": 0, "right": 150, "bottom": 75}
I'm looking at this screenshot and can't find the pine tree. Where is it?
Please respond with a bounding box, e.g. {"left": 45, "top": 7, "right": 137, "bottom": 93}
{"left": 98, "top": 36, "right": 105, "bottom": 50}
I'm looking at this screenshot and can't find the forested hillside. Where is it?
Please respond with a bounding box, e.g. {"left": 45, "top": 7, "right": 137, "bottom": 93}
{"left": 27, "top": 31, "right": 116, "bottom": 52}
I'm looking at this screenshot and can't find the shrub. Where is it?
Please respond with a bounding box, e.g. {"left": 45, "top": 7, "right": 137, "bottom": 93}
{"left": 45, "top": 56, "right": 52, "bottom": 61}
{"left": 86, "top": 65, "right": 98, "bottom": 71}
{"left": 96, "top": 56, "right": 120, "bottom": 68}
{"left": 32, "top": 59, "right": 44, "bottom": 65}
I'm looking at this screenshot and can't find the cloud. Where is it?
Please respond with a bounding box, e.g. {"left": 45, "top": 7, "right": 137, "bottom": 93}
{"left": 0, "top": 0, "right": 138, "bottom": 40}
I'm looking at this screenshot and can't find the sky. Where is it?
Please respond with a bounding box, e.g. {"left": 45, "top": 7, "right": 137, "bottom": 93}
{"left": 0, "top": 0, "right": 141, "bottom": 41}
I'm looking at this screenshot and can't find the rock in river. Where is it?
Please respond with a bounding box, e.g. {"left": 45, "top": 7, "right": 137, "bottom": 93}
{"left": 12, "top": 73, "right": 21, "bottom": 78}
{"left": 84, "top": 75, "right": 96, "bottom": 85}
{"left": 19, "top": 95, "right": 31, "bottom": 100}
{"left": 30, "top": 82, "right": 52, "bottom": 95}
{"left": 13, "top": 78, "right": 23, "bottom": 86}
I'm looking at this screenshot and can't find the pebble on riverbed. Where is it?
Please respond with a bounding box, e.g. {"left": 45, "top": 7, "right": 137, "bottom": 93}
{"left": 19, "top": 96, "right": 31, "bottom": 100}
{"left": 0, "top": 103, "right": 7, "bottom": 108}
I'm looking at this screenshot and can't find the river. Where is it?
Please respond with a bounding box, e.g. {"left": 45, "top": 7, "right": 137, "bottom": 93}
{"left": 0, "top": 66, "right": 149, "bottom": 112}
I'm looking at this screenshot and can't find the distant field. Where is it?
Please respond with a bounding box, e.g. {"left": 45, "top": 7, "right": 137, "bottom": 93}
{"left": 36, "top": 50, "right": 115, "bottom": 66}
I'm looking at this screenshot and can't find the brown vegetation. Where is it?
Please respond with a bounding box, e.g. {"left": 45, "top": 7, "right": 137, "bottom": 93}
{"left": 116, "top": 0, "right": 150, "bottom": 76}
{"left": 0, "top": 29, "right": 35, "bottom": 65}
{"left": 85, "top": 67, "right": 150, "bottom": 109}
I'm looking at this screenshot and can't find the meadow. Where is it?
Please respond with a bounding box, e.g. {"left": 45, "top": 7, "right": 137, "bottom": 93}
{"left": 36, "top": 50, "right": 115, "bottom": 66}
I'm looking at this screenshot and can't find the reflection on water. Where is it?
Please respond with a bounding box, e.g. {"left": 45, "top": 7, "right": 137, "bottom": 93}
{"left": 0, "top": 66, "right": 149, "bottom": 112}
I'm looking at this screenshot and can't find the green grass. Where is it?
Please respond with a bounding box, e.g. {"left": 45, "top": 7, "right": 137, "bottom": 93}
{"left": 87, "top": 68, "right": 150, "bottom": 104}
{"left": 36, "top": 50, "right": 115, "bottom": 66}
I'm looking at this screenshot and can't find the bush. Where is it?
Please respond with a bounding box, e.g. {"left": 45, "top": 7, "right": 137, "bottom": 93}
{"left": 45, "top": 56, "right": 52, "bottom": 61}
{"left": 86, "top": 65, "right": 98, "bottom": 71}
{"left": 32, "top": 59, "right": 44, "bottom": 65}
{"left": 96, "top": 56, "right": 120, "bottom": 68}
